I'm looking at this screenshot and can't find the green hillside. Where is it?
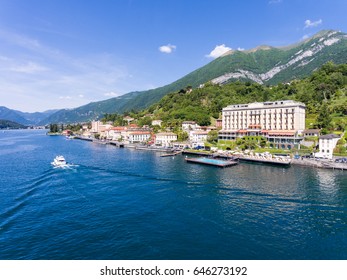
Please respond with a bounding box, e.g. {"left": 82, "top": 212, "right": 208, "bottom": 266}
{"left": 116, "top": 62, "right": 347, "bottom": 133}
{"left": 41, "top": 30, "right": 347, "bottom": 124}
{"left": 0, "top": 119, "right": 27, "bottom": 129}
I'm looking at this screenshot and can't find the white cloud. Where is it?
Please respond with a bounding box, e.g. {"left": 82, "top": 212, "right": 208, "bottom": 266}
{"left": 237, "top": 47, "right": 245, "bottom": 51}
{"left": 104, "top": 91, "right": 120, "bottom": 97}
{"left": 304, "top": 19, "right": 322, "bottom": 29}
{"left": 0, "top": 29, "right": 137, "bottom": 111}
{"left": 159, "top": 44, "right": 176, "bottom": 54}
{"left": 10, "top": 62, "right": 48, "bottom": 74}
{"left": 0, "top": 29, "right": 41, "bottom": 50}
{"left": 269, "top": 0, "right": 282, "bottom": 4}
{"left": 59, "top": 95, "right": 72, "bottom": 100}
{"left": 302, "top": 34, "right": 310, "bottom": 40}
{"left": 0, "top": 55, "right": 10, "bottom": 61}
{"left": 206, "top": 44, "right": 232, "bottom": 59}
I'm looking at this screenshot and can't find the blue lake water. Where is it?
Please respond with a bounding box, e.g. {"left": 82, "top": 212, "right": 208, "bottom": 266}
{"left": 1, "top": 129, "right": 347, "bottom": 260}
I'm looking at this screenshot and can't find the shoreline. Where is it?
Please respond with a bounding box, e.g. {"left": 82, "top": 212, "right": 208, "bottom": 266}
{"left": 69, "top": 136, "right": 347, "bottom": 171}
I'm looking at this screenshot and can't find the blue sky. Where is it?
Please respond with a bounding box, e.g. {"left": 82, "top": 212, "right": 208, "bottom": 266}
{"left": 0, "top": 0, "right": 346, "bottom": 112}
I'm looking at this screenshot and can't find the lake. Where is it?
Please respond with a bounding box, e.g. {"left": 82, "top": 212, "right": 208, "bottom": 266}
{"left": 0, "top": 129, "right": 346, "bottom": 259}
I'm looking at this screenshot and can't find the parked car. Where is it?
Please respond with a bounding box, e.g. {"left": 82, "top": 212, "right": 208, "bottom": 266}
{"left": 193, "top": 145, "right": 203, "bottom": 150}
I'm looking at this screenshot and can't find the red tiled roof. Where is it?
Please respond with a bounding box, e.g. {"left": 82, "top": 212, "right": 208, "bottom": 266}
{"left": 109, "top": 126, "right": 127, "bottom": 131}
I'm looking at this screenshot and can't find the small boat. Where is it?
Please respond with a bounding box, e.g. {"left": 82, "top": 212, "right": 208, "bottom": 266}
{"left": 51, "top": 155, "right": 68, "bottom": 167}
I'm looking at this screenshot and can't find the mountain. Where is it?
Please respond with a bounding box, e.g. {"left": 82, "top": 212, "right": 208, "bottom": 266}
{"left": 38, "top": 91, "right": 142, "bottom": 125}
{"left": 14, "top": 109, "right": 59, "bottom": 125}
{"left": 0, "top": 119, "right": 27, "bottom": 129}
{"left": 123, "top": 62, "right": 347, "bottom": 130}
{"left": 210, "top": 30, "right": 347, "bottom": 85}
{"left": 0, "top": 106, "right": 31, "bottom": 125}
{"left": 41, "top": 30, "right": 347, "bottom": 124}
{"left": 0, "top": 106, "right": 59, "bottom": 125}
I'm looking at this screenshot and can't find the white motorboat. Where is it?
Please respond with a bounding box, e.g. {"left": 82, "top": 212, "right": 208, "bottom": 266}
{"left": 51, "top": 155, "right": 67, "bottom": 167}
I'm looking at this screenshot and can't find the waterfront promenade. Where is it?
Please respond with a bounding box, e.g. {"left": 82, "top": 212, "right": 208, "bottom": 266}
{"left": 72, "top": 136, "right": 347, "bottom": 171}
{"left": 292, "top": 157, "right": 347, "bottom": 170}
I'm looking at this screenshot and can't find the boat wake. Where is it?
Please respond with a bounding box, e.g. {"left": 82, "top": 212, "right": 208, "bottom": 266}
{"left": 51, "top": 155, "right": 78, "bottom": 170}
{"left": 52, "top": 163, "right": 79, "bottom": 170}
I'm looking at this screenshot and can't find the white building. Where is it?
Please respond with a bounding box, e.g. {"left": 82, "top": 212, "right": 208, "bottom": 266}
{"left": 219, "top": 100, "right": 306, "bottom": 149}
{"left": 152, "top": 120, "right": 163, "bottom": 127}
{"left": 222, "top": 100, "right": 306, "bottom": 131}
{"left": 315, "top": 134, "right": 340, "bottom": 159}
{"left": 190, "top": 131, "right": 209, "bottom": 143}
{"left": 155, "top": 132, "right": 177, "bottom": 146}
{"left": 105, "top": 127, "right": 127, "bottom": 141}
{"left": 128, "top": 131, "right": 151, "bottom": 143}
{"left": 91, "top": 121, "right": 113, "bottom": 133}
{"left": 303, "top": 129, "right": 321, "bottom": 137}
{"left": 123, "top": 116, "right": 134, "bottom": 124}
{"left": 182, "top": 121, "right": 198, "bottom": 132}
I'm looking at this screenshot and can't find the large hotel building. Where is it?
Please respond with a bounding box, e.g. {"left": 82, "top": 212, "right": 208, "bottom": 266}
{"left": 218, "top": 100, "right": 306, "bottom": 149}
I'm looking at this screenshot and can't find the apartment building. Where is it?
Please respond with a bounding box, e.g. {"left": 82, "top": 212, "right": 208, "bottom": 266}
{"left": 128, "top": 131, "right": 151, "bottom": 143}
{"left": 219, "top": 100, "right": 306, "bottom": 149}
{"left": 315, "top": 134, "right": 340, "bottom": 159}
{"left": 155, "top": 132, "right": 178, "bottom": 146}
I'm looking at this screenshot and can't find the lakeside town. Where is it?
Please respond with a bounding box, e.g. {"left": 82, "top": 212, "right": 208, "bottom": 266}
{"left": 51, "top": 99, "right": 347, "bottom": 170}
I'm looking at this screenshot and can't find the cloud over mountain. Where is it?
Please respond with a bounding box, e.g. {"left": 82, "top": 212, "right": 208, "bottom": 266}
{"left": 206, "top": 44, "right": 232, "bottom": 59}
{"left": 304, "top": 19, "right": 323, "bottom": 29}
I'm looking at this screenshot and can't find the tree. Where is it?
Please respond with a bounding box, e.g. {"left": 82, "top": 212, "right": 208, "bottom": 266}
{"left": 259, "top": 137, "right": 267, "bottom": 148}
{"left": 177, "top": 131, "right": 189, "bottom": 142}
{"left": 316, "top": 102, "right": 332, "bottom": 129}
{"left": 138, "top": 116, "right": 152, "bottom": 127}
{"left": 207, "top": 130, "right": 219, "bottom": 144}
{"left": 49, "top": 123, "right": 59, "bottom": 133}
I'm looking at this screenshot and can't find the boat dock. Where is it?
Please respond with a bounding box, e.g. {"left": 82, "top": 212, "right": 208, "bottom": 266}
{"left": 109, "top": 141, "right": 124, "bottom": 148}
{"left": 185, "top": 157, "right": 238, "bottom": 168}
{"left": 160, "top": 150, "right": 183, "bottom": 157}
{"left": 238, "top": 156, "right": 291, "bottom": 166}
{"left": 133, "top": 145, "right": 173, "bottom": 152}
{"left": 74, "top": 136, "right": 93, "bottom": 142}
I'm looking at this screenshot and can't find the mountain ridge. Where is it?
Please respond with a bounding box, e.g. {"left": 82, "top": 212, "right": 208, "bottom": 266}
{"left": 210, "top": 30, "right": 347, "bottom": 85}
{"left": 3, "top": 29, "right": 346, "bottom": 125}
{"left": 0, "top": 119, "right": 27, "bottom": 129}
{"left": 0, "top": 106, "right": 59, "bottom": 126}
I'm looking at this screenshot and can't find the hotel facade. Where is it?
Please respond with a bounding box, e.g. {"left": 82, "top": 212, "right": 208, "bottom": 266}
{"left": 219, "top": 100, "right": 306, "bottom": 149}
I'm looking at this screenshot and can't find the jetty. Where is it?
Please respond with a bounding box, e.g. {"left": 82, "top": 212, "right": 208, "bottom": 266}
{"left": 133, "top": 145, "right": 172, "bottom": 152}
{"left": 185, "top": 157, "right": 238, "bottom": 168}
{"left": 160, "top": 150, "right": 183, "bottom": 157}
{"left": 74, "top": 136, "right": 92, "bottom": 142}
{"left": 238, "top": 155, "right": 291, "bottom": 166}
{"left": 109, "top": 141, "right": 124, "bottom": 148}
{"left": 292, "top": 158, "right": 347, "bottom": 170}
